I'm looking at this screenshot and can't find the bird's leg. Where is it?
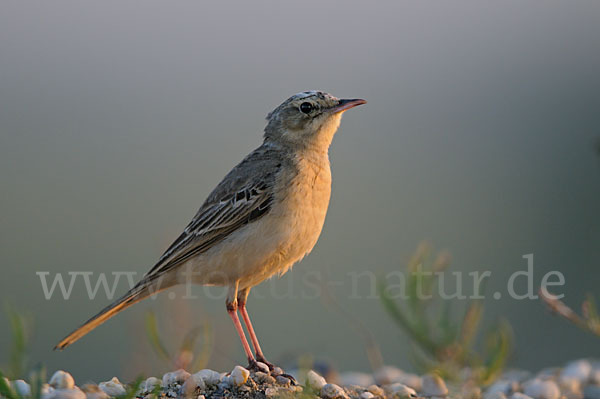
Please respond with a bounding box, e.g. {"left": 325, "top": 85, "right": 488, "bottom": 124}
{"left": 237, "top": 288, "right": 273, "bottom": 369}
{"left": 237, "top": 288, "right": 297, "bottom": 385}
{"left": 226, "top": 283, "right": 256, "bottom": 366}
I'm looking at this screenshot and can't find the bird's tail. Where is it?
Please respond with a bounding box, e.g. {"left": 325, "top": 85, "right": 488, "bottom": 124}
{"left": 54, "top": 277, "right": 167, "bottom": 350}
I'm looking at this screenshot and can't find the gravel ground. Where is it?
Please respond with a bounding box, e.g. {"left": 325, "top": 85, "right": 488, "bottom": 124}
{"left": 4, "top": 359, "right": 600, "bottom": 399}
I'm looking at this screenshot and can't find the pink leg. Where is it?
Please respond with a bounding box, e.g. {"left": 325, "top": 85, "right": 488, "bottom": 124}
{"left": 237, "top": 288, "right": 272, "bottom": 367}
{"left": 239, "top": 304, "right": 268, "bottom": 361}
{"left": 227, "top": 307, "right": 255, "bottom": 363}
{"left": 226, "top": 283, "right": 255, "bottom": 363}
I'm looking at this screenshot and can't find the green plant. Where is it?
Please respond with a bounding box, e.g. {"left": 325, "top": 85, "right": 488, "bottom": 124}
{"left": 145, "top": 310, "right": 213, "bottom": 371}
{"left": 2, "top": 304, "right": 31, "bottom": 380}
{"left": 378, "top": 243, "right": 512, "bottom": 384}
{"left": 0, "top": 366, "right": 45, "bottom": 399}
{"left": 540, "top": 288, "right": 600, "bottom": 337}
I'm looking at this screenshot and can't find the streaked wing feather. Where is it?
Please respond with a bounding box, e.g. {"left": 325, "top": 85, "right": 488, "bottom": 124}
{"left": 144, "top": 145, "right": 284, "bottom": 278}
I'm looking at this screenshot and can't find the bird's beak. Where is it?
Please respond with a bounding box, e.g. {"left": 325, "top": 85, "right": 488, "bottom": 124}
{"left": 329, "top": 98, "right": 367, "bottom": 114}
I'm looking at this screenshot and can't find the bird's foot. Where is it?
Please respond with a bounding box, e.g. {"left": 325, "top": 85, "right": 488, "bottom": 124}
{"left": 255, "top": 355, "right": 275, "bottom": 371}
{"left": 247, "top": 358, "right": 271, "bottom": 373}
{"left": 248, "top": 357, "right": 297, "bottom": 385}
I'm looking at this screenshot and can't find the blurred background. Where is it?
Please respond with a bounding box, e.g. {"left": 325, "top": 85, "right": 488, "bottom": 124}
{"left": 1, "top": 0, "right": 599, "bottom": 383}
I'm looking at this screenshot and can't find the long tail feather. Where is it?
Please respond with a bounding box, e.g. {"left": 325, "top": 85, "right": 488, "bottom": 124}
{"left": 54, "top": 279, "right": 167, "bottom": 350}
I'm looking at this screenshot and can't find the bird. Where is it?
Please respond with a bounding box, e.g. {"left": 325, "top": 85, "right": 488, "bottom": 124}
{"left": 55, "top": 90, "right": 366, "bottom": 371}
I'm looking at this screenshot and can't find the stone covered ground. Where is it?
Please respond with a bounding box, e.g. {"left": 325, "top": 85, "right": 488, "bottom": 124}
{"left": 5, "top": 359, "right": 600, "bottom": 399}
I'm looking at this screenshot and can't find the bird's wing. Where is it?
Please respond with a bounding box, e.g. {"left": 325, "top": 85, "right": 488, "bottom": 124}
{"left": 144, "top": 145, "right": 286, "bottom": 278}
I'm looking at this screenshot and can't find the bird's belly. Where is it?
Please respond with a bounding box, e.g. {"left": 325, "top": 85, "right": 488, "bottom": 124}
{"left": 180, "top": 161, "right": 332, "bottom": 289}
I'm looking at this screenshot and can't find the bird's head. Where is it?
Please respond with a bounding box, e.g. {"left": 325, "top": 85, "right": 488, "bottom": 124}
{"left": 264, "top": 91, "right": 366, "bottom": 151}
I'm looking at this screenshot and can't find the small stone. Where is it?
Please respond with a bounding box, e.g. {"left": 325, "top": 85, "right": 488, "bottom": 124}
{"left": 511, "top": 393, "right": 534, "bottom": 399}
{"left": 398, "top": 374, "right": 422, "bottom": 391}
{"left": 253, "top": 372, "right": 276, "bottom": 385}
{"left": 99, "top": 377, "right": 126, "bottom": 397}
{"left": 486, "top": 380, "right": 519, "bottom": 397}
{"left": 271, "top": 367, "right": 284, "bottom": 377}
{"left": 387, "top": 383, "right": 417, "bottom": 399}
{"left": 374, "top": 366, "right": 405, "bottom": 385}
{"left": 321, "top": 383, "right": 349, "bottom": 399}
{"left": 537, "top": 369, "right": 560, "bottom": 379}
{"left": 41, "top": 383, "right": 53, "bottom": 396}
{"left": 485, "top": 393, "right": 507, "bottom": 399}
{"left": 193, "top": 369, "right": 222, "bottom": 386}
{"left": 422, "top": 374, "right": 448, "bottom": 397}
{"left": 558, "top": 378, "right": 582, "bottom": 399}
{"left": 275, "top": 375, "right": 291, "bottom": 387}
{"left": 162, "top": 369, "right": 191, "bottom": 386}
{"left": 181, "top": 374, "right": 206, "bottom": 396}
{"left": 265, "top": 387, "right": 280, "bottom": 397}
{"left": 590, "top": 369, "right": 600, "bottom": 385}
{"left": 339, "top": 372, "right": 375, "bottom": 387}
{"left": 368, "top": 385, "right": 385, "bottom": 396}
{"left": 12, "top": 380, "right": 31, "bottom": 397}
{"left": 561, "top": 360, "right": 591, "bottom": 383}
{"left": 523, "top": 379, "right": 560, "bottom": 399}
{"left": 231, "top": 365, "right": 250, "bottom": 386}
{"left": 361, "top": 392, "right": 376, "bottom": 399}
{"left": 461, "top": 383, "right": 482, "bottom": 399}
{"left": 306, "top": 370, "right": 327, "bottom": 391}
{"left": 81, "top": 384, "right": 109, "bottom": 399}
{"left": 255, "top": 362, "right": 270, "bottom": 373}
{"left": 583, "top": 385, "right": 600, "bottom": 399}
{"left": 45, "top": 388, "right": 86, "bottom": 399}
{"left": 143, "top": 377, "right": 161, "bottom": 392}
{"left": 49, "top": 370, "right": 75, "bottom": 389}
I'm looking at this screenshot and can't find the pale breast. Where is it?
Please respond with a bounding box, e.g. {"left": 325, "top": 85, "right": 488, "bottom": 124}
{"left": 182, "top": 154, "right": 332, "bottom": 289}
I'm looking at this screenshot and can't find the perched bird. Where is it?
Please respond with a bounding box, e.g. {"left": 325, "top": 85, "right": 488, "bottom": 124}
{"left": 55, "top": 91, "right": 366, "bottom": 371}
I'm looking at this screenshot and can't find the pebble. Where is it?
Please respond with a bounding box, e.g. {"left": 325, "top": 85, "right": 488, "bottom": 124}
{"left": 253, "top": 371, "right": 276, "bottom": 385}
{"left": 486, "top": 380, "right": 519, "bottom": 396}
{"left": 181, "top": 374, "right": 207, "bottom": 396}
{"left": 49, "top": 370, "right": 75, "bottom": 390}
{"left": 583, "top": 385, "right": 600, "bottom": 399}
{"left": 162, "top": 369, "right": 191, "bottom": 386}
{"left": 306, "top": 370, "right": 327, "bottom": 391}
{"left": 360, "top": 392, "right": 376, "bottom": 399}
{"left": 368, "top": 384, "right": 385, "bottom": 396}
{"left": 591, "top": 369, "right": 600, "bottom": 385}
{"left": 230, "top": 365, "right": 250, "bottom": 386}
{"left": 265, "top": 387, "right": 280, "bottom": 397}
{"left": 271, "top": 367, "right": 284, "bottom": 377}
{"left": 386, "top": 383, "right": 417, "bottom": 399}
{"left": 485, "top": 393, "right": 507, "bottom": 399}
{"left": 374, "top": 366, "right": 405, "bottom": 385}
{"left": 44, "top": 388, "right": 86, "bottom": 399}
{"left": 511, "top": 393, "right": 534, "bottom": 399}
{"left": 321, "top": 383, "right": 350, "bottom": 399}
{"left": 461, "top": 383, "right": 482, "bottom": 399}
{"left": 421, "top": 374, "right": 448, "bottom": 396}
{"left": 275, "top": 375, "right": 291, "bottom": 387}
{"left": 523, "top": 379, "right": 560, "bottom": 399}
{"left": 193, "top": 369, "right": 222, "bottom": 386}
{"left": 81, "top": 384, "right": 110, "bottom": 399}
{"left": 99, "top": 377, "right": 126, "bottom": 397}
{"left": 561, "top": 360, "right": 591, "bottom": 383}
{"left": 339, "top": 372, "right": 375, "bottom": 387}
{"left": 12, "top": 380, "right": 31, "bottom": 397}
{"left": 397, "top": 373, "right": 422, "bottom": 391}
{"left": 41, "top": 383, "right": 53, "bottom": 396}
{"left": 558, "top": 377, "right": 582, "bottom": 399}
{"left": 255, "top": 362, "right": 270, "bottom": 373}
{"left": 143, "top": 376, "right": 161, "bottom": 392}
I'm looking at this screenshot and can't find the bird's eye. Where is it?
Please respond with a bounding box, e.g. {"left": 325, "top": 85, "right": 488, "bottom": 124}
{"left": 299, "top": 102, "right": 313, "bottom": 114}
